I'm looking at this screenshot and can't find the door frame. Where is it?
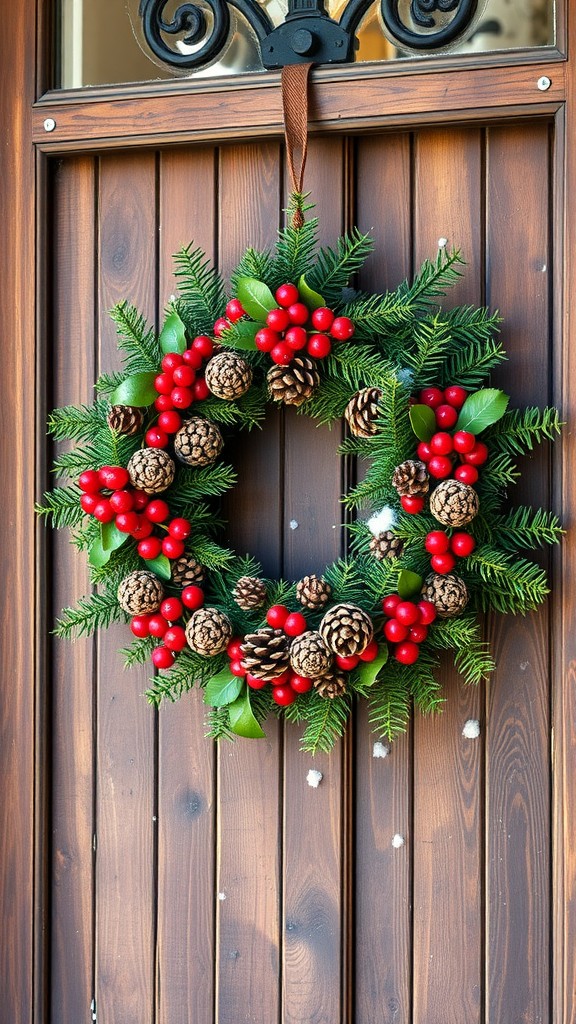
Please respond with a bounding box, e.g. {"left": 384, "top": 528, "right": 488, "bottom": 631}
{"left": 2, "top": 2, "right": 575, "bottom": 1019}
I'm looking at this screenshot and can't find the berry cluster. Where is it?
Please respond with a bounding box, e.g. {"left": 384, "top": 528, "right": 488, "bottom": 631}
{"left": 130, "top": 585, "right": 205, "bottom": 669}
{"left": 216, "top": 283, "right": 355, "bottom": 367}
{"left": 149, "top": 335, "right": 214, "bottom": 447}
{"left": 382, "top": 595, "right": 437, "bottom": 664}
{"left": 424, "top": 529, "right": 476, "bottom": 574}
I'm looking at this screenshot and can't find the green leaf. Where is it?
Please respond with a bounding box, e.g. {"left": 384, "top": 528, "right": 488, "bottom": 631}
{"left": 159, "top": 311, "right": 186, "bottom": 354}
{"left": 298, "top": 274, "right": 325, "bottom": 311}
{"left": 88, "top": 534, "right": 111, "bottom": 568}
{"left": 409, "top": 404, "right": 436, "bottom": 442}
{"left": 101, "top": 520, "right": 129, "bottom": 552}
{"left": 204, "top": 668, "right": 244, "bottom": 708}
{"left": 144, "top": 554, "right": 172, "bottom": 581}
{"left": 110, "top": 371, "right": 157, "bottom": 407}
{"left": 236, "top": 277, "right": 276, "bottom": 321}
{"left": 456, "top": 388, "right": 509, "bottom": 434}
{"left": 357, "top": 646, "right": 388, "bottom": 688}
{"left": 224, "top": 320, "right": 262, "bottom": 351}
{"left": 397, "top": 569, "right": 423, "bottom": 599}
{"left": 228, "top": 689, "right": 266, "bottom": 738}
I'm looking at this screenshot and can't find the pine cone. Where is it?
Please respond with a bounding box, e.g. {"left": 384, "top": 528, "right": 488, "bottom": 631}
{"left": 392, "top": 460, "right": 430, "bottom": 497}
{"left": 233, "top": 576, "right": 267, "bottom": 610}
{"left": 429, "top": 479, "right": 479, "bottom": 527}
{"left": 422, "top": 572, "right": 469, "bottom": 618}
{"left": 117, "top": 570, "right": 164, "bottom": 615}
{"left": 344, "top": 387, "right": 383, "bottom": 438}
{"left": 267, "top": 356, "right": 319, "bottom": 406}
{"left": 127, "top": 448, "right": 175, "bottom": 495}
{"left": 296, "top": 574, "right": 332, "bottom": 611}
{"left": 314, "top": 668, "right": 347, "bottom": 700}
{"left": 107, "top": 404, "right": 144, "bottom": 436}
{"left": 205, "top": 351, "right": 253, "bottom": 401}
{"left": 171, "top": 555, "right": 205, "bottom": 588}
{"left": 174, "top": 416, "right": 224, "bottom": 467}
{"left": 319, "top": 602, "right": 374, "bottom": 658}
{"left": 289, "top": 630, "right": 332, "bottom": 678}
{"left": 369, "top": 531, "right": 404, "bottom": 560}
{"left": 241, "top": 627, "right": 290, "bottom": 681}
{"left": 185, "top": 607, "right": 232, "bottom": 656}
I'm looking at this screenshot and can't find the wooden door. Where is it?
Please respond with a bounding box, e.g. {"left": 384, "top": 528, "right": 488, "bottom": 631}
{"left": 3, "top": 4, "right": 576, "bottom": 1022}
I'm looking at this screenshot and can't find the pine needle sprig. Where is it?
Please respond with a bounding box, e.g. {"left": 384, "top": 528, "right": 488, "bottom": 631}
{"left": 307, "top": 229, "right": 375, "bottom": 307}
{"left": 52, "top": 434, "right": 141, "bottom": 479}
{"left": 368, "top": 670, "right": 412, "bottom": 741}
{"left": 146, "top": 649, "right": 223, "bottom": 705}
{"left": 54, "top": 589, "right": 126, "bottom": 640}
{"left": 205, "top": 706, "right": 234, "bottom": 741}
{"left": 299, "top": 691, "right": 352, "bottom": 754}
{"left": 492, "top": 505, "right": 563, "bottom": 552}
{"left": 486, "top": 406, "right": 563, "bottom": 456}
{"left": 173, "top": 243, "right": 226, "bottom": 335}
{"left": 197, "top": 386, "right": 267, "bottom": 431}
{"left": 427, "top": 615, "right": 495, "bottom": 685}
{"left": 466, "top": 545, "right": 550, "bottom": 613}
{"left": 189, "top": 537, "right": 234, "bottom": 570}
{"left": 47, "top": 400, "right": 111, "bottom": 443}
{"left": 89, "top": 544, "right": 140, "bottom": 589}
{"left": 121, "top": 636, "right": 157, "bottom": 668}
{"left": 442, "top": 335, "right": 507, "bottom": 389}
{"left": 454, "top": 643, "right": 496, "bottom": 685}
{"left": 95, "top": 371, "right": 125, "bottom": 396}
{"left": 340, "top": 292, "right": 415, "bottom": 340}
{"left": 397, "top": 248, "right": 464, "bottom": 310}
{"left": 36, "top": 485, "right": 84, "bottom": 529}
{"left": 272, "top": 200, "right": 319, "bottom": 285}
{"left": 165, "top": 463, "right": 237, "bottom": 509}
{"left": 230, "top": 247, "right": 275, "bottom": 294}
{"left": 109, "top": 301, "right": 161, "bottom": 374}
{"left": 403, "top": 314, "right": 454, "bottom": 386}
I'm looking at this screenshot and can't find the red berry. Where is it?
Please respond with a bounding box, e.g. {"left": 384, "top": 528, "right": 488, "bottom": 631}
{"left": 229, "top": 658, "right": 247, "bottom": 677}
{"left": 450, "top": 532, "right": 476, "bottom": 557}
{"left": 287, "top": 302, "right": 309, "bottom": 326}
{"left": 419, "top": 387, "right": 444, "bottom": 409}
{"left": 98, "top": 466, "right": 129, "bottom": 490}
{"left": 146, "top": 499, "right": 169, "bottom": 523}
{"left": 162, "top": 536, "right": 185, "bottom": 559}
{"left": 255, "top": 327, "right": 280, "bottom": 352}
{"left": 275, "top": 283, "right": 300, "bottom": 307}
{"left": 131, "top": 516, "right": 154, "bottom": 540}
{"left": 272, "top": 668, "right": 291, "bottom": 686}
{"left": 359, "top": 639, "right": 379, "bottom": 662}
{"left": 109, "top": 489, "right": 134, "bottom": 514}
{"left": 464, "top": 441, "right": 489, "bottom": 466}
{"left": 266, "top": 307, "right": 290, "bottom": 332}
{"left": 285, "top": 326, "right": 308, "bottom": 350}
{"left": 336, "top": 653, "right": 360, "bottom": 670}
{"left": 382, "top": 594, "right": 401, "bottom": 616}
{"left": 145, "top": 427, "right": 169, "bottom": 449}
{"left": 454, "top": 464, "right": 479, "bottom": 485}
{"left": 425, "top": 530, "right": 450, "bottom": 555}
{"left": 401, "top": 495, "right": 425, "bottom": 514}
{"left": 453, "top": 430, "right": 476, "bottom": 454}
{"left": 181, "top": 585, "right": 205, "bottom": 610}
{"left": 246, "top": 673, "right": 268, "bottom": 689}
{"left": 213, "top": 317, "right": 230, "bottom": 337}
{"left": 193, "top": 378, "right": 210, "bottom": 402}
{"left": 384, "top": 618, "right": 409, "bottom": 643}
{"left": 137, "top": 536, "right": 162, "bottom": 560}
{"left": 183, "top": 347, "right": 203, "bottom": 369}
{"left": 171, "top": 386, "right": 194, "bottom": 409}
{"left": 270, "top": 342, "right": 294, "bottom": 365}
{"left": 290, "top": 674, "right": 313, "bottom": 693}
{"left": 444, "top": 385, "right": 468, "bottom": 409}
{"left": 93, "top": 499, "right": 115, "bottom": 523}
{"left": 330, "top": 316, "right": 355, "bottom": 341}
{"left": 428, "top": 455, "right": 453, "bottom": 479}
{"left": 164, "top": 626, "right": 187, "bottom": 652}
{"left": 417, "top": 442, "right": 432, "bottom": 462}
{"left": 394, "top": 641, "right": 420, "bottom": 665}
{"left": 225, "top": 298, "right": 246, "bottom": 322}
{"left": 154, "top": 372, "right": 174, "bottom": 396}
{"left": 192, "top": 335, "right": 214, "bottom": 359}
{"left": 266, "top": 604, "right": 289, "bottom": 628}
{"left": 131, "top": 615, "right": 151, "bottom": 638}
{"left": 154, "top": 394, "right": 174, "bottom": 412}
{"left": 152, "top": 645, "right": 175, "bottom": 669}
{"left": 172, "top": 364, "right": 196, "bottom": 388}
{"left": 148, "top": 614, "right": 168, "bottom": 639}
{"left": 409, "top": 623, "right": 428, "bottom": 644}
{"left": 395, "top": 601, "right": 421, "bottom": 626}
{"left": 158, "top": 411, "right": 182, "bottom": 434}
{"left": 115, "top": 511, "right": 139, "bottom": 533}
{"left": 417, "top": 600, "right": 437, "bottom": 625}
{"left": 168, "top": 517, "right": 192, "bottom": 540}
{"left": 160, "top": 597, "right": 183, "bottom": 621}
{"left": 272, "top": 685, "right": 296, "bottom": 706}
{"left": 283, "top": 612, "right": 307, "bottom": 637}
{"left": 161, "top": 352, "right": 183, "bottom": 372}
{"left": 306, "top": 333, "right": 332, "bottom": 359}
{"left": 435, "top": 404, "right": 458, "bottom": 429}
{"left": 80, "top": 493, "right": 100, "bottom": 514}
{"left": 311, "top": 307, "right": 335, "bottom": 331}
{"left": 79, "top": 469, "right": 101, "bottom": 493}
{"left": 430, "top": 552, "right": 456, "bottom": 574}
{"left": 430, "top": 431, "right": 453, "bottom": 456}
{"left": 132, "top": 490, "right": 149, "bottom": 511}
{"left": 227, "top": 638, "right": 244, "bottom": 661}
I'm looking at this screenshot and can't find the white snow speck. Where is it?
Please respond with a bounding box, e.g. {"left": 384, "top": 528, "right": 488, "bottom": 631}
{"left": 373, "top": 742, "right": 390, "bottom": 759}
{"left": 438, "top": 237, "right": 448, "bottom": 249}
{"left": 289, "top": 520, "right": 299, "bottom": 530}
{"left": 392, "top": 834, "right": 405, "bottom": 848}
{"left": 218, "top": 892, "right": 227, "bottom": 901}
{"left": 306, "top": 769, "right": 323, "bottom": 788}
{"left": 462, "top": 719, "right": 481, "bottom": 739}
{"left": 366, "top": 507, "right": 397, "bottom": 537}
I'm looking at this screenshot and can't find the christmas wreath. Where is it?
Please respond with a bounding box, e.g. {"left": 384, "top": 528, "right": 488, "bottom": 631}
{"left": 39, "top": 194, "right": 562, "bottom": 754}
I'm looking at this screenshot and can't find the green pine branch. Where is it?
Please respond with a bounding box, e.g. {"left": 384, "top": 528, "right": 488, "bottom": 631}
{"left": 403, "top": 314, "right": 454, "bottom": 387}
{"left": 189, "top": 536, "right": 234, "bottom": 570}
{"left": 54, "top": 589, "right": 125, "bottom": 640}
{"left": 442, "top": 335, "right": 506, "bottom": 389}
{"left": 466, "top": 545, "right": 550, "bottom": 613}
{"left": 299, "top": 691, "right": 352, "bottom": 754}
{"left": 368, "top": 670, "right": 412, "bottom": 741}
{"left": 36, "top": 485, "right": 84, "bottom": 529}
{"left": 89, "top": 543, "right": 140, "bottom": 589}
{"left": 272, "top": 201, "right": 319, "bottom": 286}
{"left": 47, "top": 400, "right": 111, "bottom": 443}
{"left": 454, "top": 643, "right": 495, "bottom": 686}
{"left": 428, "top": 615, "right": 494, "bottom": 684}
{"left": 197, "top": 385, "right": 267, "bottom": 431}
{"left": 52, "top": 434, "right": 141, "bottom": 479}
{"left": 486, "top": 406, "right": 563, "bottom": 456}
{"left": 205, "top": 706, "right": 234, "bottom": 741}
{"left": 307, "top": 229, "right": 375, "bottom": 307}
{"left": 121, "top": 636, "right": 157, "bottom": 668}
{"left": 165, "top": 463, "right": 237, "bottom": 509}
{"left": 95, "top": 371, "right": 125, "bottom": 396}
{"left": 340, "top": 291, "right": 415, "bottom": 340}
{"left": 146, "top": 648, "right": 222, "bottom": 705}
{"left": 397, "top": 248, "right": 464, "bottom": 309}
{"left": 492, "top": 505, "right": 563, "bottom": 552}
{"left": 230, "top": 247, "right": 275, "bottom": 294}
{"left": 109, "top": 301, "right": 161, "bottom": 375}
{"left": 173, "top": 244, "right": 225, "bottom": 336}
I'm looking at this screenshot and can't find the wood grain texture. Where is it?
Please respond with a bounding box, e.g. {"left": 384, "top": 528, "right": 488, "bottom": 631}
{"left": 95, "top": 153, "right": 158, "bottom": 1024}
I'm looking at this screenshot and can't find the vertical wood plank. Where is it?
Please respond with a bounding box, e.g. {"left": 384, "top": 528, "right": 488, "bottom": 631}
{"left": 412, "top": 127, "right": 484, "bottom": 1024}
{"left": 485, "top": 123, "right": 551, "bottom": 1024}
{"left": 96, "top": 152, "right": 157, "bottom": 1024}
{"left": 50, "top": 156, "right": 97, "bottom": 1024}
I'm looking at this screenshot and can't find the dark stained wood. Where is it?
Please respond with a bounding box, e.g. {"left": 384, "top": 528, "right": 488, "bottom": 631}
{"left": 50, "top": 156, "right": 97, "bottom": 1024}
{"left": 95, "top": 153, "right": 158, "bottom": 1024}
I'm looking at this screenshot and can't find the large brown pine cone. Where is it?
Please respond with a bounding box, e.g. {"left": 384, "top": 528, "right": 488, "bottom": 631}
{"left": 314, "top": 668, "right": 347, "bottom": 700}
{"left": 117, "top": 571, "right": 164, "bottom": 615}
{"left": 174, "top": 416, "right": 224, "bottom": 467}
{"left": 233, "top": 576, "right": 267, "bottom": 610}
{"left": 344, "top": 387, "right": 383, "bottom": 438}
{"left": 205, "top": 352, "right": 253, "bottom": 400}
{"left": 267, "top": 356, "right": 320, "bottom": 406}
{"left": 391, "top": 460, "right": 430, "bottom": 497}
{"left": 107, "top": 404, "right": 144, "bottom": 436}
{"left": 289, "top": 630, "right": 332, "bottom": 678}
{"left": 421, "top": 572, "right": 469, "bottom": 618}
{"left": 185, "top": 607, "right": 232, "bottom": 656}
{"left": 319, "top": 602, "right": 374, "bottom": 657}
{"left": 241, "top": 627, "right": 290, "bottom": 681}
{"left": 127, "top": 448, "right": 175, "bottom": 495}
{"left": 296, "top": 574, "right": 332, "bottom": 611}
{"left": 171, "top": 556, "right": 205, "bottom": 588}
{"left": 369, "top": 531, "right": 404, "bottom": 561}
{"left": 429, "top": 479, "right": 479, "bottom": 527}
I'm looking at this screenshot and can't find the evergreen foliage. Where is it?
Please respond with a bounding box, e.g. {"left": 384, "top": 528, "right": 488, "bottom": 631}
{"left": 173, "top": 244, "right": 225, "bottom": 335}
{"left": 109, "top": 301, "right": 161, "bottom": 374}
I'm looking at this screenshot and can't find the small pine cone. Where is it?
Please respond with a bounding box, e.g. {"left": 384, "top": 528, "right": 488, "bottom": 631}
{"left": 117, "top": 570, "right": 164, "bottom": 615}
{"left": 205, "top": 351, "right": 253, "bottom": 401}
{"left": 422, "top": 572, "right": 469, "bottom": 619}
{"left": 344, "top": 387, "right": 383, "bottom": 438}
{"left": 174, "top": 416, "right": 224, "bottom": 467}
{"left": 185, "top": 607, "right": 232, "bottom": 656}
{"left": 314, "top": 668, "right": 347, "bottom": 700}
{"left": 171, "top": 555, "right": 205, "bottom": 588}
{"left": 429, "top": 479, "right": 479, "bottom": 527}
{"left": 241, "top": 627, "right": 290, "bottom": 681}
{"left": 369, "top": 531, "right": 404, "bottom": 561}
{"left": 127, "top": 448, "right": 175, "bottom": 495}
{"left": 267, "top": 356, "right": 320, "bottom": 406}
{"left": 233, "top": 576, "right": 267, "bottom": 610}
{"left": 319, "top": 602, "right": 374, "bottom": 658}
{"left": 296, "top": 574, "right": 332, "bottom": 611}
{"left": 289, "top": 630, "right": 332, "bottom": 678}
{"left": 392, "top": 460, "right": 430, "bottom": 497}
{"left": 107, "top": 404, "right": 144, "bottom": 436}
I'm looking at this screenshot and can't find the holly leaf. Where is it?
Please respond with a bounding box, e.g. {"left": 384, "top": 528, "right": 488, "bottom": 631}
{"left": 228, "top": 688, "right": 266, "bottom": 738}
{"left": 222, "top": 320, "right": 262, "bottom": 351}
{"left": 88, "top": 534, "right": 110, "bottom": 568}
{"left": 110, "top": 371, "right": 157, "bottom": 407}
{"left": 143, "top": 554, "right": 171, "bottom": 581}
{"left": 356, "top": 645, "right": 388, "bottom": 688}
{"left": 456, "top": 388, "right": 509, "bottom": 434}
{"left": 397, "top": 569, "right": 423, "bottom": 599}
{"left": 101, "top": 520, "right": 128, "bottom": 553}
{"left": 409, "top": 404, "right": 436, "bottom": 442}
{"left": 159, "top": 311, "right": 186, "bottom": 355}
{"left": 204, "top": 668, "right": 244, "bottom": 708}
{"left": 298, "top": 274, "right": 325, "bottom": 311}
{"left": 236, "top": 277, "right": 276, "bottom": 321}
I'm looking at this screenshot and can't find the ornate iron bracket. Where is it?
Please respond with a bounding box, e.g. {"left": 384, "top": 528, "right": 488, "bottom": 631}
{"left": 139, "top": 0, "right": 478, "bottom": 72}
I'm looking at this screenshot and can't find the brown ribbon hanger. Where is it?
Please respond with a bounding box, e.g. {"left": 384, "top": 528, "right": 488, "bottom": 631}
{"left": 281, "top": 62, "right": 313, "bottom": 229}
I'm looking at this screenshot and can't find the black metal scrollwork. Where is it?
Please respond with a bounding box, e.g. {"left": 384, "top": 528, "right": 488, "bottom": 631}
{"left": 381, "top": 0, "right": 479, "bottom": 50}
{"left": 139, "top": 0, "right": 273, "bottom": 70}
